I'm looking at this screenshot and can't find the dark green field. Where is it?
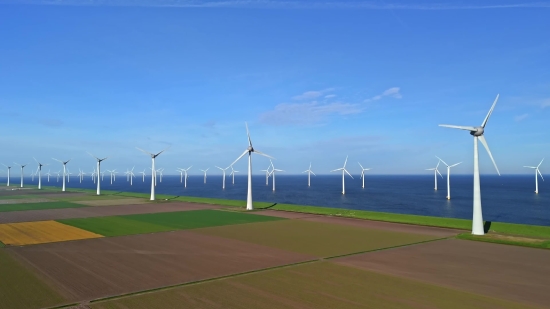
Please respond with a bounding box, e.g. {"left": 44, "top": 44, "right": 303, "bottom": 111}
{"left": 58, "top": 209, "right": 284, "bottom": 237}
{"left": 0, "top": 201, "right": 87, "bottom": 212}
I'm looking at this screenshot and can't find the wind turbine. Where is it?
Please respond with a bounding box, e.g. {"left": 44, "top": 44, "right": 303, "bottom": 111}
{"left": 216, "top": 166, "right": 230, "bottom": 189}
{"left": 426, "top": 160, "right": 443, "bottom": 190}
{"left": 436, "top": 156, "right": 462, "bottom": 200}
{"left": 268, "top": 160, "right": 283, "bottom": 191}
{"left": 358, "top": 163, "right": 371, "bottom": 189}
{"left": 440, "top": 94, "right": 501, "bottom": 235}
{"left": 52, "top": 158, "right": 71, "bottom": 192}
{"left": 158, "top": 168, "right": 164, "bottom": 183}
{"left": 181, "top": 166, "right": 192, "bottom": 188}
{"left": 230, "top": 122, "right": 274, "bottom": 210}
{"left": 55, "top": 171, "right": 61, "bottom": 182}
{"left": 106, "top": 170, "right": 115, "bottom": 185}
{"left": 302, "top": 162, "right": 316, "bottom": 187}
{"left": 46, "top": 170, "right": 51, "bottom": 183}
{"left": 260, "top": 164, "right": 272, "bottom": 185}
{"left": 66, "top": 169, "right": 72, "bottom": 183}
{"left": 2, "top": 164, "right": 11, "bottom": 186}
{"left": 31, "top": 170, "right": 35, "bottom": 182}
{"left": 140, "top": 169, "right": 146, "bottom": 182}
{"left": 33, "top": 158, "right": 47, "bottom": 190}
{"left": 88, "top": 153, "right": 108, "bottom": 195}
{"left": 14, "top": 163, "right": 28, "bottom": 188}
{"left": 229, "top": 166, "right": 238, "bottom": 185}
{"left": 524, "top": 159, "right": 544, "bottom": 194}
{"left": 125, "top": 166, "right": 135, "bottom": 186}
{"left": 177, "top": 168, "right": 184, "bottom": 183}
{"left": 137, "top": 146, "right": 169, "bottom": 201}
{"left": 201, "top": 168, "right": 209, "bottom": 184}
{"left": 330, "top": 156, "right": 354, "bottom": 194}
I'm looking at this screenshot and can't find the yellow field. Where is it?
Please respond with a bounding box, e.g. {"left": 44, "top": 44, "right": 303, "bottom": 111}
{"left": 0, "top": 221, "right": 103, "bottom": 246}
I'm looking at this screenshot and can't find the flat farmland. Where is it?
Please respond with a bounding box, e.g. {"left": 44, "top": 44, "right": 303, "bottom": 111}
{"left": 0, "top": 201, "right": 86, "bottom": 212}
{"left": 0, "top": 249, "right": 68, "bottom": 309}
{"left": 0, "top": 221, "right": 103, "bottom": 246}
{"left": 89, "top": 261, "right": 535, "bottom": 309}
{"left": 194, "top": 219, "right": 439, "bottom": 257}
{"left": 0, "top": 198, "right": 52, "bottom": 204}
{"left": 9, "top": 230, "right": 313, "bottom": 301}
{"left": 73, "top": 198, "right": 152, "bottom": 206}
{"left": 59, "top": 209, "right": 284, "bottom": 237}
{"left": 335, "top": 239, "right": 550, "bottom": 308}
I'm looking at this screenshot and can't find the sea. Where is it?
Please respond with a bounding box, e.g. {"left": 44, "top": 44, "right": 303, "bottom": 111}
{"left": 4, "top": 174, "right": 549, "bottom": 226}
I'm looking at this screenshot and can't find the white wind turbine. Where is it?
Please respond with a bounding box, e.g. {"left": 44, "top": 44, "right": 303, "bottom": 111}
{"left": 126, "top": 166, "right": 135, "bottom": 186}
{"left": 302, "top": 162, "right": 316, "bottom": 187}
{"left": 46, "top": 170, "right": 51, "bottom": 183}
{"left": 330, "top": 156, "right": 354, "bottom": 194}
{"left": 230, "top": 122, "right": 274, "bottom": 210}
{"left": 52, "top": 158, "right": 71, "bottom": 192}
{"left": 260, "top": 164, "right": 272, "bottom": 185}
{"left": 66, "top": 169, "right": 72, "bottom": 183}
{"left": 88, "top": 153, "right": 108, "bottom": 195}
{"left": 31, "top": 170, "right": 35, "bottom": 182}
{"left": 2, "top": 164, "right": 11, "bottom": 186}
{"left": 55, "top": 171, "right": 61, "bottom": 182}
{"left": 426, "top": 160, "right": 443, "bottom": 190}
{"left": 33, "top": 158, "right": 47, "bottom": 190}
{"left": 216, "top": 166, "right": 230, "bottom": 189}
{"left": 201, "top": 168, "right": 209, "bottom": 184}
{"left": 140, "top": 169, "right": 146, "bottom": 182}
{"left": 106, "top": 170, "right": 114, "bottom": 185}
{"left": 268, "top": 160, "right": 283, "bottom": 191}
{"left": 440, "top": 94, "right": 501, "bottom": 235}
{"left": 436, "top": 156, "right": 462, "bottom": 200}
{"left": 137, "top": 147, "right": 169, "bottom": 201}
{"left": 14, "top": 162, "right": 28, "bottom": 188}
{"left": 158, "top": 168, "right": 164, "bottom": 183}
{"left": 229, "top": 166, "right": 238, "bottom": 185}
{"left": 177, "top": 168, "right": 184, "bottom": 183}
{"left": 180, "top": 166, "right": 192, "bottom": 188}
{"left": 524, "top": 159, "right": 544, "bottom": 194}
{"left": 358, "top": 163, "right": 371, "bottom": 189}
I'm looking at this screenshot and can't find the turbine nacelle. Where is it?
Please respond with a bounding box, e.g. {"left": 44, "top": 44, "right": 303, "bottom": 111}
{"left": 469, "top": 127, "right": 484, "bottom": 137}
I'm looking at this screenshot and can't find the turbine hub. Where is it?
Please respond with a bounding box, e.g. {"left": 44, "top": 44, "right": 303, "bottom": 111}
{"left": 470, "top": 126, "right": 484, "bottom": 136}
{"left": 248, "top": 146, "right": 254, "bottom": 152}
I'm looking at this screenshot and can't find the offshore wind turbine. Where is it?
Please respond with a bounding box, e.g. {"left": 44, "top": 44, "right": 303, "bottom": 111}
{"left": 260, "top": 164, "right": 272, "bottom": 185}
{"left": 268, "top": 160, "right": 283, "bottom": 191}
{"left": 33, "top": 158, "right": 47, "bottom": 190}
{"left": 358, "top": 163, "right": 371, "bottom": 189}
{"left": 46, "top": 170, "right": 51, "bottom": 182}
{"left": 125, "top": 166, "right": 135, "bottom": 186}
{"left": 14, "top": 163, "right": 28, "bottom": 188}
{"left": 52, "top": 158, "right": 71, "bottom": 192}
{"left": 201, "top": 168, "right": 209, "bottom": 184}
{"left": 440, "top": 94, "right": 501, "bottom": 235}
{"left": 140, "top": 169, "right": 146, "bottom": 182}
{"left": 229, "top": 166, "right": 238, "bottom": 185}
{"left": 426, "top": 160, "right": 443, "bottom": 190}
{"left": 330, "top": 156, "right": 354, "bottom": 194}
{"left": 436, "top": 156, "right": 462, "bottom": 200}
{"left": 180, "top": 166, "right": 192, "bottom": 188}
{"left": 177, "top": 168, "right": 184, "bottom": 183}
{"left": 88, "top": 153, "right": 108, "bottom": 195}
{"left": 2, "top": 164, "right": 11, "bottom": 186}
{"left": 302, "top": 162, "right": 316, "bottom": 187}
{"left": 31, "top": 170, "right": 35, "bottom": 182}
{"left": 524, "top": 159, "right": 544, "bottom": 194}
{"left": 216, "top": 166, "right": 230, "bottom": 189}
{"left": 55, "top": 171, "right": 61, "bottom": 182}
{"left": 230, "top": 122, "right": 274, "bottom": 210}
{"left": 137, "top": 146, "right": 169, "bottom": 201}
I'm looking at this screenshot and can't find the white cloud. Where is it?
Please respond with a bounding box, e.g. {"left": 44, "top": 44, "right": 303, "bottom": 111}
{"left": 259, "top": 101, "right": 362, "bottom": 125}
{"left": 514, "top": 113, "right": 529, "bottom": 122}
{"left": 324, "top": 94, "right": 337, "bottom": 99}
{"left": 292, "top": 88, "right": 334, "bottom": 100}
{"left": 365, "top": 87, "right": 402, "bottom": 102}
{"left": 541, "top": 98, "right": 550, "bottom": 109}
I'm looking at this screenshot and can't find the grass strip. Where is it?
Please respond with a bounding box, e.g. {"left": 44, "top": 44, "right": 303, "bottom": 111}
{"left": 0, "top": 201, "right": 87, "bottom": 212}
{"left": 457, "top": 233, "right": 550, "bottom": 250}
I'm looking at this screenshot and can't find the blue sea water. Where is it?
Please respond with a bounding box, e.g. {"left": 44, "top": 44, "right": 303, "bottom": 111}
{"left": 4, "top": 174, "right": 549, "bottom": 226}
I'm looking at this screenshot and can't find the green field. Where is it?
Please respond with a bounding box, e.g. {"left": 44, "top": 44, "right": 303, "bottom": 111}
{"left": 0, "top": 249, "right": 67, "bottom": 309}
{"left": 194, "top": 219, "right": 439, "bottom": 257}
{"left": 0, "top": 201, "right": 87, "bottom": 212}
{"left": 90, "top": 261, "right": 534, "bottom": 309}
{"left": 58, "top": 209, "right": 284, "bottom": 237}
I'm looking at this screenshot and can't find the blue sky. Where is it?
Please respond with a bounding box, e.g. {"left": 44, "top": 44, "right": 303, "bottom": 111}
{"left": 0, "top": 0, "right": 549, "bottom": 176}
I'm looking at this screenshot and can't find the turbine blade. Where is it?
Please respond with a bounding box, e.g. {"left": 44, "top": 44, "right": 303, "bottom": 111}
{"left": 538, "top": 169, "right": 544, "bottom": 181}
{"left": 330, "top": 168, "right": 343, "bottom": 172}
{"left": 524, "top": 166, "right": 537, "bottom": 168}
{"left": 436, "top": 156, "right": 448, "bottom": 167}
{"left": 245, "top": 122, "right": 252, "bottom": 147}
{"left": 87, "top": 152, "right": 100, "bottom": 160}
{"left": 481, "top": 94, "right": 499, "bottom": 128}
{"left": 302, "top": 170, "right": 308, "bottom": 173}
{"left": 449, "top": 162, "right": 462, "bottom": 168}
{"left": 230, "top": 150, "right": 249, "bottom": 167}
{"left": 344, "top": 169, "right": 354, "bottom": 179}
{"left": 426, "top": 168, "right": 436, "bottom": 170}
{"left": 311, "top": 171, "right": 316, "bottom": 176}
{"left": 538, "top": 158, "right": 544, "bottom": 168}
{"left": 358, "top": 162, "right": 364, "bottom": 169}
{"left": 439, "top": 124, "right": 477, "bottom": 131}
{"left": 136, "top": 147, "right": 153, "bottom": 156}
{"left": 155, "top": 145, "right": 171, "bottom": 157}
{"left": 478, "top": 135, "right": 500, "bottom": 175}
{"left": 437, "top": 169, "right": 443, "bottom": 178}
{"left": 253, "top": 150, "right": 275, "bottom": 159}
{"left": 344, "top": 155, "right": 348, "bottom": 168}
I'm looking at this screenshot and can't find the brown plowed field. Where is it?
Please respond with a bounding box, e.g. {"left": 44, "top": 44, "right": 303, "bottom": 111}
{"left": 0, "top": 198, "right": 52, "bottom": 204}
{"left": 90, "top": 262, "right": 536, "bottom": 309}
{"left": 9, "top": 230, "right": 313, "bottom": 301}
{"left": 335, "top": 239, "right": 550, "bottom": 308}
{"left": 0, "top": 202, "right": 220, "bottom": 224}
{"left": 254, "top": 210, "right": 320, "bottom": 219}
{"left": 73, "top": 198, "right": 152, "bottom": 206}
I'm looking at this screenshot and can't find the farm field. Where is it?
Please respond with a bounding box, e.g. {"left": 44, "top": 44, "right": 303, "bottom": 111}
{"left": 73, "top": 198, "right": 152, "bottom": 206}
{"left": 0, "top": 221, "right": 103, "bottom": 246}
{"left": 8, "top": 230, "right": 313, "bottom": 301}
{"left": 194, "top": 219, "right": 439, "bottom": 257}
{"left": 89, "top": 261, "right": 536, "bottom": 309}
{"left": 335, "top": 238, "right": 550, "bottom": 308}
{"left": 59, "top": 209, "right": 284, "bottom": 237}
{"left": 0, "top": 249, "right": 68, "bottom": 309}
{"left": 0, "top": 201, "right": 86, "bottom": 212}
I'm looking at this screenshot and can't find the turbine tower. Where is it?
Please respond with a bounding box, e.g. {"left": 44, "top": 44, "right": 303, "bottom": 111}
{"left": 261, "top": 164, "right": 272, "bottom": 185}
{"left": 140, "top": 169, "right": 146, "bottom": 182}
{"left": 181, "top": 166, "right": 192, "bottom": 188}
{"left": 524, "top": 159, "right": 544, "bottom": 193}
{"left": 229, "top": 166, "right": 238, "bottom": 185}
{"left": 358, "top": 163, "right": 371, "bottom": 189}
{"left": 2, "top": 164, "right": 11, "bottom": 186}
{"left": 88, "top": 152, "right": 108, "bottom": 195}
{"left": 201, "top": 168, "right": 209, "bottom": 184}
{"left": 436, "top": 156, "right": 462, "bottom": 200}
{"left": 440, "top": 94, "right": 501, "bottom": 235}
{"left": 52, "top": 158, "right": 71, "bottom": 192}
{"left": 268, "top": 160, "right": 283, "bottom": 191}
{"left": 137, "top": 147, "right": 169, "bottom": 201}
{"left": 216, "top": 166, "right": 230, "bottom": 189}
{"left": 14, "top": 163, "right": 27, "bottom": 188}
{"left": 302, "top": 162, "right": 316, "bottom": 187}
{"left": 230, "top": 122, "right": 273, "bottom": 210}
{"left": 426, "top": 160, "right": 443, "bottom": 190}
{"left": 330, "top": 156, "right": 354, "bottom": 194}
{"left": 34, "top": 158, "right": 47, "bottom": 190}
